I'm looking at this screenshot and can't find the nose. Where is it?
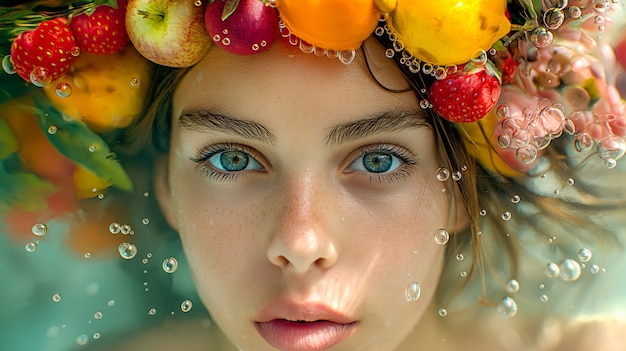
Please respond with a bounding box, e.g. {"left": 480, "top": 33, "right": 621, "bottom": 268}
{"left": 267, "top": 173, "right": 338, "bottom": 274}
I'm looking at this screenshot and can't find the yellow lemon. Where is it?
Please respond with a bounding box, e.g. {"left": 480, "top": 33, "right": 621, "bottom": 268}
{"left": 376, "top": 0, "right": 510, "bottom": 66}
{"left": 43, "top": 44, "right": 153, "bottom": 132}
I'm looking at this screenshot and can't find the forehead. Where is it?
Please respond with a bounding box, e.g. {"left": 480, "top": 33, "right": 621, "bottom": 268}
{"left": 172, "top": 39, "right": 414, "bottom": 119}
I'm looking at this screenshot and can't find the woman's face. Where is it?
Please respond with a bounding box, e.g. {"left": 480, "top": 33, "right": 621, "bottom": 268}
{"left": 158, "top": 40, "right": 464, "bottom": 351}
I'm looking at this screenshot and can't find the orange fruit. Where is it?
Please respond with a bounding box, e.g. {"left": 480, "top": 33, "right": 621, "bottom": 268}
{"left": 277, "top": 0, "right": 379, "bottom": 50}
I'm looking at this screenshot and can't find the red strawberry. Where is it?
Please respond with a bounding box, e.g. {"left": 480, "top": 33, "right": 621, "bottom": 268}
{"left": 429, "top": 69, "right": 501, "bottom": 123}
{"left": 205, "top": 0, "right": 279, "bottom": 55}
{"left": 70, "top": 0, "right": 129, "bottom": 55}
{"left": 10, "top": 18, "right": 77, "bottom": 86}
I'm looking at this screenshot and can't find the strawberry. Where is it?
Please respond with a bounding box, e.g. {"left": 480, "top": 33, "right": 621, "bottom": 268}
{"left": 10, "top": 18, "right": 77, "bottom": 86}
{"left": 70, "top": 0, "right": 129, "bottom": 55}
{"left": 429, "top": 68, "right": 502, "bottom": 123}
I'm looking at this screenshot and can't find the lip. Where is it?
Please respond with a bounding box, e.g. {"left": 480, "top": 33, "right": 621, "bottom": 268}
{"left": 254, "top": 301, "right": 358, "bottom": 351}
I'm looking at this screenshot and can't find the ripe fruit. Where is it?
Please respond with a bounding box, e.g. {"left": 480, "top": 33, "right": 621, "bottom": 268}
{"left": 10, "top": 18, "right": 77, "bottom": 85}
{"left": 375, "top": 0, "right": 510, "bottom": 65}
{"left": 205, "top": 0, "right": 279, "bottom": 55}
{"left": 70, "top": 0, "right": 130, "bottom": 55}
{"left": 276, "top": 0, "right": 379, "bottom": 50}
{"left": 429, "top": 68, "right": 501, "bottom": 123}
{"left": 42, "top": 45, "right": 153, "bottom": 132}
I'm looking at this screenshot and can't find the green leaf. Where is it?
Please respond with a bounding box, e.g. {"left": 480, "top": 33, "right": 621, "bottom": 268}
{"left": 31, "top": 93, "right": 133, "bottom": 191}
{"left": 0, "top": 159, "right": 56, "bottom": 212}
{"left": 222, "top": 0, "right": 241, "bottom": 21}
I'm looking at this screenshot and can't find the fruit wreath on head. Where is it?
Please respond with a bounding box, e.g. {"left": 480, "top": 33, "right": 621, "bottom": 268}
{"left": 0, "top": 0, "right": 625, "bottom": 201}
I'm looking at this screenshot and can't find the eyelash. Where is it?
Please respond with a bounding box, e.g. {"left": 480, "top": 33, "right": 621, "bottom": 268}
{"left": 190, "top": 142, "right": 419, "bottom": 183}
{"left": 190, "top": 142, "right": 264, "bottom": 182}
{"left": 348, "top": 143, "right": 419, "bottom": 184}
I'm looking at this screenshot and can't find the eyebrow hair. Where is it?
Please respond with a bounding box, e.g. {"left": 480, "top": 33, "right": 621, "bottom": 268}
{"left": 178, "top": 110, "right": 277, "bottom": 144}
{"left": 324, "top": 110, "right": 430, "bottom": 146}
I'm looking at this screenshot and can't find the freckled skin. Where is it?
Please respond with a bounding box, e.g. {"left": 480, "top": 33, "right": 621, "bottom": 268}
{"left": 156, "top": 39, "right": 466, "bottom": 351}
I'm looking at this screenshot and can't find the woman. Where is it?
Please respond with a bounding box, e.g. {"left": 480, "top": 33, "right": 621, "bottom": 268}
{"left": 1, "top": 0, "right": 625, "bottom": 350}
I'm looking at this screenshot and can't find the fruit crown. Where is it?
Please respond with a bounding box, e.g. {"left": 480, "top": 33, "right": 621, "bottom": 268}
{"left": 0, "top": 0, "right": 626, "bottom": 201}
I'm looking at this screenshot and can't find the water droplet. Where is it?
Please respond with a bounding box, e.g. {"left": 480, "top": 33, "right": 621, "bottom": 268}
{"left": 47, "top": 125, "right": 58, "bottom": 134}
{"left": 129, "top": 77, "right": 139, "bottom": 87}
{"left": 435, "top": 167, "right": 450, "bottom": 181}
{"left": 120, "top": 224, "right": 131, "bottom": 235}
{"left": 142, "top": 218, "right": 150, "bottom": 225}
{"left": 543, "top": 8, "right": 565, "bottom": 29}
{"left": 32, "top": 223, "right": 47, "bottom": 236}
{"left": 162, "top": 257, "right": 179, "bottom": 273}
{"left": 559, "top": 258, "right": 582, "bottom": 281}
{"left": 109, "top": 223, "right": 121, "bottom": 234}
{"left": 93, "top": 332, "right": 101, "bottom": 340}
{"left": 577, "top": 248, "right": 592, "bottom": 263}
{"left": 25, "top": 241, "right": 38, "bottom": 252}
{"left": 501, "top": 211, "right": 512, "bottom": 221}
{"left": 569, "top": 6, "right": 582, "bottom": 18}
{"left": 55, "top": 82, "right": 72, "bottom": 98}
{"left": 434, "top": 228, "right": 450, "bottom": 245}
{"left": 181, "top": 299, "right": 193, "bottom": 313}
{"left": 506, "top": 279, "right": 520, "bottom": 294}
{"left": 76, "top": 334, "right": 88, "bottom": 346}
{"left": 497, "top": 296, "right": 518, "bottom": 318}
{"left": 510, "top": 195, "right": 521, "bottom": 204}
{"left": 52, "top": 293, "right": 62, "bottom": 302}
{"left": 118, "top": 242, "right": 137, "bottom": 260}
{"left": 530, "top": 27, "right": 554, "bottom": 48}
{"left": 452, "top": 171, "right": 462, "bottom": 181}
{"left": 590, "top": 264, "right": 600, "bottom": 274}
{"left": 94, "top": 311, "right": 103, "bottom": 320}
{"left": 438, "top": 308, "right": 448, "bottom": 317}
{"left": 30, "top": 67, "right": 52, "bottom": 87}
{"left": 147, "top": 308, "right": 157, "bottom": 316}
{"left": 405, "top": 281, "right": 421, "bottom": 301}
{"left": 540, "top": 294, "right": 549, "bottom": 302}
{"left": 3, "top": 55, "right": 16, "bottom": 74}
{"left": 545, "top": 262, "right": 560, "bottom": 278}
{"left": 456, "top": 253, "right": 464, "bottom": 261}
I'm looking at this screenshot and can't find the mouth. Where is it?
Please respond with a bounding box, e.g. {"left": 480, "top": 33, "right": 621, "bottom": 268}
{"left": 254, "top": 319, "right": 357, "bottom": 351}
{"left": 254, "top": 302, "right": 358, "bottom": 351}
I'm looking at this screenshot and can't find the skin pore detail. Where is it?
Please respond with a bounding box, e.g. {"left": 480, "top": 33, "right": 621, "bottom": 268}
{"left": 156, "top": 39, "right": 467, "bottom": 350}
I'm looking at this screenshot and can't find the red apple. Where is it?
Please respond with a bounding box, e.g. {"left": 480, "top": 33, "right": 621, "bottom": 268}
{"left": 125, "top": 0, "right": 212, "bottom": 67}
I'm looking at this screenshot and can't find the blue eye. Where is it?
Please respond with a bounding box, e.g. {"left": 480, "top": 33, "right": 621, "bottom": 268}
{"left": 350, "top": 151, "right": 403, "bottom": 173}
{"left": 208, "top": 150, "right": 262, "bottom": 172}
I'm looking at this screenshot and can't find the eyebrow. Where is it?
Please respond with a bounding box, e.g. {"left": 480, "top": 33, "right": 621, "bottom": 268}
{"left": 179, "top": 110, "right": 277, "bottom": 144}
{"left": 324, "top": 110, "right": 430, "bottom": 146}
{"left": 178, "top": 109, "right": 429, "bottom": 146}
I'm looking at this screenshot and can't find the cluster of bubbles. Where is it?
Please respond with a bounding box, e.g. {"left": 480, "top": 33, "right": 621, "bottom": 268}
{"left": 24, "top": 223, "right": 49, "bottom": 252}
{"left": 278, "top": 20, "right": 357, "bottom": 64}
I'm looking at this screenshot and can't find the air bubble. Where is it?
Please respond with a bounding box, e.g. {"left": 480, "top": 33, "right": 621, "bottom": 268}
{"left": 574, "top": 133, "right": 594, "bottom": 153}
{"left": 84, "top": 252, "right": 91, "bottom": 259}
{"left": 506, "top": 279, "right": 520, "bottom": 294}
{"left": 120, "top": 224, "right": 131, "bottom": 235}
{"left": 543, "top": 8, "right": 565, "bottom": 29}
{"left": 94, "top": 311, "right": 103, "bottom": 320}
{"left": 142, "top": 218, "right": 150, "bottom": 225}
{"left": 501, "top": 211, "right": 512, "bottom": 221}
{"left": 435, "top": 167, "right": 450, "bottom": 181}
{"left": 567, "top": 178, "right": 575, "bottom": 185}
{"left": 545, "top": 262, "right": 560, "bottom": 278}
{"left": 434, "top": 228, "right": 449, "bottom": 245}
{"left": 456, "top": 253, "right": 464, "bottom": 261}
{"left": 70, "top": 46, "right": 81, "bottom": 56}
{"left": 109, "top": 223, "right": 121, "bottom": 234}
{"left": 181, "top": 299, "right": 193, "bottom": 313}
{"left": 590, "top": 264, "right": 600, "bottom": 274}
{"left": 577, "top": 248, "right": 592, "bottom": 263}
{"left": 162, "top": 257, "right": 179, "bottom": 273}
{"left": 420, "top": 99, "right": 430, "bottom": 109}
{"left": 55, "top": 82, "right": 72, "bottom": 98}
{"left": 48, "top": 126, "right": 58, "bottom": 134}
{"left": 510, "top": 195, "right": 521, "bottom": 203}
{"left": 148, "top": 308, "right": 157, "bottom": 316}
{"left": 405, "top": 281, "right": 421, "bottom": 301}
{"left": 52, "top": 293, "right": 62, "bottom": 302}
{"left": 592, "top": 0, "right": 611, "bottom": 13}
{"left": 194, "top": 0, "right": 202, "bottom": 6}
{"left": 76, "top": 334, "right": 88, "bottom": 346}
{"left": 569, "top": 6, "right": 582, "bottom": 18}
{"left": 540, "top": 294, "right": 549, "bottom": 302}
{"left": 25, "top": 241, "right": 38, "bottom": 252}
{"left": 438, "top": 308, "right": 448, "bottom": 317}
{"left": 222, "top": 38, "right": 231, "bottom": 46}
{"left": 497, "top": 296, "right": 518, "bottom": 318}
{"left": 385, "top": 48, "right": 395, "bottom": 58}
{"left": 452, "top": 171, "right": 462, "bottom": 181}
{"left": 529, "top": 27, "right": 554, "bottom": 48}
{"left": 88, "top": 145, "right": 96, "bottom": 153}
{"left": 108, "top": 299, "right": 115, "bottom": 307}
{"left": 118, "top": 242, "right": 137, "bottom": 260}
{"left": 479, "top": 209, "right": 487, "bottom": 216}
{"left": 2, "top": 55, "right": 16, "bottom": 74}
{"left": 459, "top": 271, "right": 467, "bottom": 278}
{"left": 129, "top": 77, "right": 139, "bottom": 87}
{"left": 30, "top": 67, "right": 52, "bottom": 87}
{"left": 338, "top": 50, "right": 356, "bottom": 64}
{"left": 559, "top": 258, "right": 582, "bottom": 281}
{"left": 32, "top": 223, "right": 48, "bottom": 236}
{"left": 93, "top": 333, "right": 101, "bottom": 340}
